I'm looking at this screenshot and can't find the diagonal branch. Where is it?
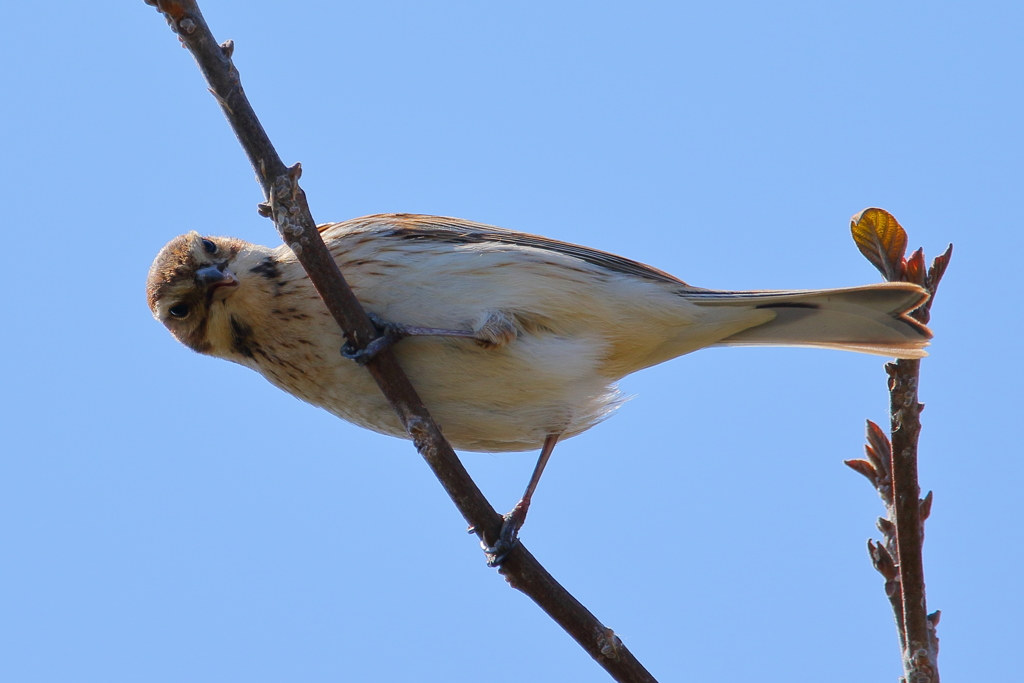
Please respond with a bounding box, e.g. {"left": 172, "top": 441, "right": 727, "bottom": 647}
{"left": 143, "top": 2, "right": 657, "bottom": 681}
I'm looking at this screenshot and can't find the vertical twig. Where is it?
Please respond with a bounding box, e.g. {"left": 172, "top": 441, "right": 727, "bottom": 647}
{"left": 142, "top": 2, "right": 658, "bottom": 681}
{"left": 847, "top": 208, "right": 951, "bottom": 682}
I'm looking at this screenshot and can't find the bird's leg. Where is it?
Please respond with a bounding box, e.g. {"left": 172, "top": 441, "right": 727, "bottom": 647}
{"left": 341, "top": 313, "right": 478, "bottom": 365}
{"left": 341, "top": 310, "right": 517, "bottom": 365}
{"left": 482, "top": 433, "right": 560, "bottom": 567}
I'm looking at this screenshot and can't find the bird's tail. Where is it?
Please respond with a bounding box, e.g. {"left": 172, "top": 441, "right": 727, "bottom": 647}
{"left": 691, "top": 282, "right": 931, "bottom": 358}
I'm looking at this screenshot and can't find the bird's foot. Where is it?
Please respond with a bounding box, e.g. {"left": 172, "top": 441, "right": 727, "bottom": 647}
{"left": 480, "top": 502, "right": 528, "bottom": 567}
{"left": 341, "top": 313, "right": 407, "bottom": 365}
{"left": 342, "top": 313, "right": 482, "bottom": 365}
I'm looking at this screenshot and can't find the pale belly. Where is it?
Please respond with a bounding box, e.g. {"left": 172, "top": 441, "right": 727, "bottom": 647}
{"left": 249, "top": 330, "right": 623, "bottom": 453}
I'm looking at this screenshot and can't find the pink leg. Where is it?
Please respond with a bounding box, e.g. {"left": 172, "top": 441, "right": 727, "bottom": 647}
{"left": 483, "top": 433, "right": 560, "bottom": 567}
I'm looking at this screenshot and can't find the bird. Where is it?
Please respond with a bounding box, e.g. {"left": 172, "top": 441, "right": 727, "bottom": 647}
{"left": 147, "top": 212, "right": 931, "bottom": 562}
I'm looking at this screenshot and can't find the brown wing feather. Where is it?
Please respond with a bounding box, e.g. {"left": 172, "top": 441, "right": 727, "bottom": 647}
{"left": 319, "top": 213, "right": 692, "bottom": 286}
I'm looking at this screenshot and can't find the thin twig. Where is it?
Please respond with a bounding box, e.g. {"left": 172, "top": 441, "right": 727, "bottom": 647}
{"left": 847, "top": 208, "right": 950, "bottom": 682}
{"left": 887, "top": 358, "right": 933, "bottom": 681}
{"left": 143, "top": 2, "right": 657, "bottom": 681}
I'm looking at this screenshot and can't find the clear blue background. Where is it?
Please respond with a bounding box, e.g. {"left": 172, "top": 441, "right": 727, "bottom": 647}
{"left": 2, "top": 2, "right": 1019, "bottom": 681}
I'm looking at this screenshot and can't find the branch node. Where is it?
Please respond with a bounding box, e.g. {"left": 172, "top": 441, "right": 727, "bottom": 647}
{"left": 919, "top": 491, "right": 933, "bottom": 522}
{"left": 272, "top": 174, "right": 293, "bottom": 201}
{"left": 220, "top": 39, "right": 234, "bottom": 58}
{"left": 876, "top": 516, "right": 895, "bottom": 540}
{"left": 407, "top": 416, "right": 430, "bottom": 449}
{"left": 596, "top": 626, "right": 622, "bottom": 659}
{"left": 867, "top": 539, "right": 898, "bottom": 581}
{"left": 207, "top": 87, "right": 233, "bottom": 114}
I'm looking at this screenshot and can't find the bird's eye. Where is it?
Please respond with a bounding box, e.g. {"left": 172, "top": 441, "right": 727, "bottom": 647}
{"left": 168, "top": 303, "right": 191, "bottom": 319}
{"left": 201, "top": 238, "right": 217, "bottom": 254}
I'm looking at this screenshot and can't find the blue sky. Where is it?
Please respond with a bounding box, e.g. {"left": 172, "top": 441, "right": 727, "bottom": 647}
{"left": 2, "top": 2, "right": 1021, "bottom": 681}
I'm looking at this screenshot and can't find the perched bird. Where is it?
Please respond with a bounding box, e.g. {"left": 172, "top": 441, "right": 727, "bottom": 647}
{"left": 148, "top": 213, "right": 930, "bottom": 560}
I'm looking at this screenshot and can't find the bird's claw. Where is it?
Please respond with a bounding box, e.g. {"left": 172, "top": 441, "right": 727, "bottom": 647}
{"left": 480, "top": 511, "right": 523, "bottom": 567}
{"left": 341, "top": 313, "right": 408, "bottom": 365}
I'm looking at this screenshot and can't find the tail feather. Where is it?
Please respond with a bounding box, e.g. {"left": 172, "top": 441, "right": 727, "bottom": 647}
{"left": 693, "top": 283, "right": 931, "bottom": 358}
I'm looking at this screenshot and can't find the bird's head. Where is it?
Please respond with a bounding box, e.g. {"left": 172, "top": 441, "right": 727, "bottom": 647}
{"left": 147, "top": 231, "right": 249, "bottom": 354}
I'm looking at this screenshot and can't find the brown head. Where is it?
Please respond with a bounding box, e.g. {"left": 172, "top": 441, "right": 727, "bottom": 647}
{"left": 147, "top": 232, "right": 249, "bottom": 354}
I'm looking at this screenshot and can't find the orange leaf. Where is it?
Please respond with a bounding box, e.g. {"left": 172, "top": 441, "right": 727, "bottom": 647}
{"left": 850, "top": 208, "right": 908, "bottom": 282}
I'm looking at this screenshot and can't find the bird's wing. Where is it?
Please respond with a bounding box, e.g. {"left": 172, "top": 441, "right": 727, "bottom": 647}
{"left": 319, "top": 213, "right": 692, "bottom": 287}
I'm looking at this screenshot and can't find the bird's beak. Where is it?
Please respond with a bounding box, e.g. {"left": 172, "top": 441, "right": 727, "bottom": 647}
{"left": 197, "top": 265, "right": 240, "bottom": 301}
